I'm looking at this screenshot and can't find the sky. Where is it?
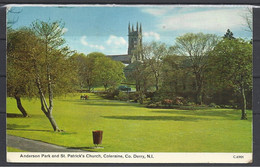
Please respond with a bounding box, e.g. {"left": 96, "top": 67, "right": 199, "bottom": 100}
{"left": 7, "top": 5, "right": 252, "bottom": 55}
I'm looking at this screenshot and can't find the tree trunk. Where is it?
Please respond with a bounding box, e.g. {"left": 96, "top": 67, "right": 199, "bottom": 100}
{"left": 136, "top": 80, "right": 140, "bottom": 91}
{"left": 104, "top": 84, "right": 108, "bottom": 91}
{"left": 39, "top": 97, "right": 60, "bottom": 132}
{"left": 36, "top": 75, "right": 61, "bottom": 131}
{"left": 195, "top": 72, "right": 203, "bottom": 105}
{"left": 241, "top": 85, "right": 247, "bottom": 120}
{"left": 14, "top": 96, "right": 28, "bottom": 117}
{"left": 45, "top": 110, "right": 60, "bottom": 132}
{"left": 155, "top": 75, "right": 159, "bottom": 91}
{"left": 196, "top": 87, "right": 202, "bottom": 105}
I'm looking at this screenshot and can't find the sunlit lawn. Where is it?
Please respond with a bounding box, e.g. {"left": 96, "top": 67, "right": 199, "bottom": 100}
{"left": 7, "top": 147, "right": 26, "bottom": 152}
{"left": 7, "top": 93, "right": 252, "bottom": 152}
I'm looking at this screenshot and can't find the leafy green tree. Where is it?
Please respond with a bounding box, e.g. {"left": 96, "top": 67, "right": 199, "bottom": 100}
{"left": 142, "top": 42, "right": 171, "bottom": 91}
{"left": 7, "top": 28, "right": 40, "bottom": 117}
{"left": 161, "top": 54, "right": 193, "bottom": 100}
{"left": 208, "top": 38, "right": 252, "bottom": 120}
{"left": 86, "top": 52, "right": 107, "bottom": 90}
{"left": 125, "top": 61, "right": 152, "bottom": 92}
{"left": 69, "top": 53, "right": 89, "bottom": 90}
{"left": 224, "top": 29, "right": 235, "bottom": 40}
{"left": 92, "top": 52, "right": 125, "bottom": 90}
{"left": 125, "top": 61, "right": 153, "bottom": 104}
{"left": 175, "top": 33, "right": 219, "bottom": 104}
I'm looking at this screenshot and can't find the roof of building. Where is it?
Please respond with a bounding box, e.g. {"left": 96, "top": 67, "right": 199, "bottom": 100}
{"left": 107, "top": 54, "right": 132, "bottom": 64}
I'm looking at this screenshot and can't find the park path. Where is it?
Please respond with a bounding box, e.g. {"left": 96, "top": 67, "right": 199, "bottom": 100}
{"left": 7, "top": 135, "right": 86, "bottom": 152}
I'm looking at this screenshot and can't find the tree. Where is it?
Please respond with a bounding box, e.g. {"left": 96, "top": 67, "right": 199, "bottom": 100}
{"left": 92, "top": 52, "right": 125, "bottom": 90}
{"left": 208, "top": 38, "right": 252, "bottom": 120}
{"left": 86, "top": 52, "right": 107, "bottom": 90}
{"left": 125, "top": 61, "right": 153, "bottom": 104}
{"left": 69, "top": 53, "right": 90, "bottom": 90}
{"left": 175, "top": 33, "right": 219, "bottom": 104}
{"left": 31, "top": 20, "right": 72, "bottom": 131}
{"left": 7, "top": 7, "right": 22, "bottom": 29}
{"left": 224, "top": 29, "right": 235, "bottom": 40}
{"left": 242, "top": 7, "right": 253, "bottom": 33}
{"left": 161, "top": 54, "right": 193, "bottom": 100}
{"left": 7, "top": 28, "right": 39, "bottom": 117}
{"left": 142, "top": 42, "right": 170, "bottom": 91}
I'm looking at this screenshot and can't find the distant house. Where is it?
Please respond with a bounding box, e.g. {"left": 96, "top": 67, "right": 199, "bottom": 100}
{"left": 107, "top": 22, "right": 143, "bottom": 64}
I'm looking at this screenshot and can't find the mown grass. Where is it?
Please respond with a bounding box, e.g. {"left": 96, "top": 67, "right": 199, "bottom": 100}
{"left": 7, "top": 147, "right": 26, "bottom": 152}
{"left": 7, "top": 93, "right": 252, "bottom": 152}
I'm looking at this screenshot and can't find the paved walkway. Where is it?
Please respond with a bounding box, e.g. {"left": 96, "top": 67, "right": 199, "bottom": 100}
{"left": 7, "top": 135, "right": 86, "bottom": 152}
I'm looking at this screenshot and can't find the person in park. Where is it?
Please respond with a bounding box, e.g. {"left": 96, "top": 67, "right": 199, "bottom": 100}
{"left": 80, "top": 94, "right": 89, "bottom": 100}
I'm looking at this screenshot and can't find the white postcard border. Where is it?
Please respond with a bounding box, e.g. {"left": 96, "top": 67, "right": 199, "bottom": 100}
{"left": 7, "top": 152, "right": 252, "bottom": 163}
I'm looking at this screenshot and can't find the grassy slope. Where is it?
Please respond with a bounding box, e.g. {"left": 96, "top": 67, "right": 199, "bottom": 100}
{"left": 7, "top": 93, "right": 252, "bottom": 152}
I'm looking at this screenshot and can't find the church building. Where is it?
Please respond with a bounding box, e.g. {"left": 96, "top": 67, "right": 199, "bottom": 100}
{"left": 107, "top": 22, "right": 143, "bottom": 64}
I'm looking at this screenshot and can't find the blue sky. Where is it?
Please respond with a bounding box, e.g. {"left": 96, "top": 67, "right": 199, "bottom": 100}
{"left": 7, "top": 5, "right": 252, "bottom": 55}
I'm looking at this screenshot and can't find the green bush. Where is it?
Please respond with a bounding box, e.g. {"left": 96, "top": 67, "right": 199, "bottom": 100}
{"left": 187, "top": 102, "right": 196, "bottom": 106}
{"left": 146, "top": 101, "right": 162, "bottom": 108}
{"left": 105, "top": 88, "right": 119, "bottom": 99}
{"left": 209, "top": 103, "right": 216, "bottom": 108}
{"left": 117, "top": 92, "right": 129, "bottom": 101}
{"left": 147, "top": 103, "right": 157, "bottom": 108}
{"left": 129, "top": 92, "right": 139, "bottom": 102}
{"left": 219, "top": 105, "right": 234, "bottom": 109}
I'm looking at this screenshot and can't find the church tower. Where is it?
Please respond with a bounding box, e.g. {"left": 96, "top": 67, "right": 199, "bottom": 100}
{"left": 128, "top": 22, "right": 142, "bottom": 62}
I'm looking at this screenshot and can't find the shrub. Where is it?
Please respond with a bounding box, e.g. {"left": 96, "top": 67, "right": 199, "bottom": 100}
{"left": 146, "top": 101, "right": 162, "bottom": 108}
{"left": 187, "top": 102, "right": 196, "bottom": 106}
{"left": 147, "top": 103, "right": 157, "bottom": 108}
{"left": 209, "top": 103, "right": 217, "bottom": 108}
{"left": 129, "top": 92, "right": 139, "bottom": 102}
{"left": 105, "top": 89, "right": 119, "bottom": 99}
{"left": 219, "top": 104, "right": 233, "bottom": 109}
{"left": 117, "top": 92, "right": 128, "bottom": 101}
{"left": 162, "top": 99, "right": 173, "bottom": 107}
{"left": 142, "top": 98, "right": 151, "bottom": 105}
{"left": 175, "top": 96, "right": 184, "bottom": 105}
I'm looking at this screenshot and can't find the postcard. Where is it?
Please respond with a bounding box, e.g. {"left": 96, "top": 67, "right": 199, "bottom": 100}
{"left": 6, "top": 5, "right": 253, "bottom": 163}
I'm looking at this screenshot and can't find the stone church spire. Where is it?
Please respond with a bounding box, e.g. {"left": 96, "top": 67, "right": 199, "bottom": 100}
{"left": 128, "top": 22, "right": 143, "bottom": 63}
{"left": 128, "top": 22, "right": 131, "bottom": 33}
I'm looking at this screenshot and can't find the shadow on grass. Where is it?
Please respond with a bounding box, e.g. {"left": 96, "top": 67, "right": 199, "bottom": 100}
{"left": 76, "top": 102, "right": 141, "bottom": 107}
{"left": 7, "top": 113, "right": 25, "bottom": 118}
{"left": 102, "top": 115, "right": 211, "bottom": 121}
{"left": 7, "top": 124, "right": 53, "bottom": 132}
{"left": 150, "top": 110, "right": 252, "bottom": 121}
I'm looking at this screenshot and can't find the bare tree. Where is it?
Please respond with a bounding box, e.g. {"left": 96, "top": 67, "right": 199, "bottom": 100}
{"left": 7, "top": 7, "right": 22, "bottom": 28}
{"left": 242, "top": 7, "right": 253, "bottom": 33}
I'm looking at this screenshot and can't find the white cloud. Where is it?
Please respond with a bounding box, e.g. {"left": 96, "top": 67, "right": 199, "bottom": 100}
{"left": 80, "top": 36, "right": 89, "bottom": 46}
{"left": 141, "top": 8, "right": 169, "bottom": 16}
{"left": 80, "top": 36, "right": 105, "bottom": 50}
{"left": 106, "top": 35, "right": 127, "bottom": 46}
{"left": 62, "top": 28, "right": 68, "bottom": 33}
{"left": 143, "top": 31, "right": 160, "bottom": 40}
{"left": 159, "top": 9, "right": 247, "bottom": 32}
{"left": 141, "top": 7, "right": 175, "bottom": 16}
{"left": 56, "top": 27, "right": 68, "bottom": 34}
{"left": 89, "top": 44, "right": 105, "bottom": 50}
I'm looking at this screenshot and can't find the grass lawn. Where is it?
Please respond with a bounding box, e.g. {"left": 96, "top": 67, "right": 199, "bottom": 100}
{"left": 7, "top": 93, "right": 252, "bottom": 152}
{"left": 7, "top": 147, "right": 26, "bottom": 152}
